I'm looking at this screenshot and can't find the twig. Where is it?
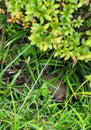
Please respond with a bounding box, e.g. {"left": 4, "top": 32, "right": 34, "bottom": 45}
{"left": 82, "top": 11, "right": 91, "bottom": 20}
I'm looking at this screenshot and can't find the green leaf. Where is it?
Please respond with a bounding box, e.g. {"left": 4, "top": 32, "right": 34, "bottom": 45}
{"left": 18, "top": 44, "right": 36, "bottom": 58}
{"left": 43, "top": 23, "right": 50, "bottom": 30}
{"left": 85, "top": 38, "right": 91, "bottom": 47}
{"left": 54, "top": 4, "right": 60, "bottom": 9}
{"left": 41, "top": 83, "right": 50, "bottom": 98}
{"left": 44, "top": 14, "right": 52, "bottom": 21}
{"left": 78, "top": 1, "right": 84, "bottom": 8}
{"left": 86, "top": 74, "right": 91, "bottom": 81}
{"left": 86, "top": 31, "right": 91, "bottom": 36}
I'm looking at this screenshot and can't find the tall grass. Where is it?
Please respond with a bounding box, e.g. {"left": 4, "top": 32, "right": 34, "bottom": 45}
{"left": 1, "top": 43, "right": 91, "bottom": 129}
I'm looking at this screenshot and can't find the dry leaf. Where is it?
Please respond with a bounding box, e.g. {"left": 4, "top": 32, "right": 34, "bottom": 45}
{"left": 72, "top": 56, "right": 77, "bottom": 68}
{"left": 84, "top": 0, "right": 89, "bottom": 6}
{"left": 42, "top": 74, "right": 66, "bottom": 102}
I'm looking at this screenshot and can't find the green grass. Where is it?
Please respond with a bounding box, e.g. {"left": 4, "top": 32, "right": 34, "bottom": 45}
{"left": 1, "top": 42, "right": 91, "bottom": 130}
{"left": 0, "top": 17, "right": 91, "bottom": 130}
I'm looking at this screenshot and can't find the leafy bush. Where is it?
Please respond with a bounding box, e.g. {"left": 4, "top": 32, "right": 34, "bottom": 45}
{"left": 2, "top": 0, "right": 91, "bottom": 60}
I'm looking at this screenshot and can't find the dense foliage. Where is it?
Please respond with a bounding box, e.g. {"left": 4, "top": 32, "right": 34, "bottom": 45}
{"left": 0, "top": 0, "right": 91, "bottom": 60}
